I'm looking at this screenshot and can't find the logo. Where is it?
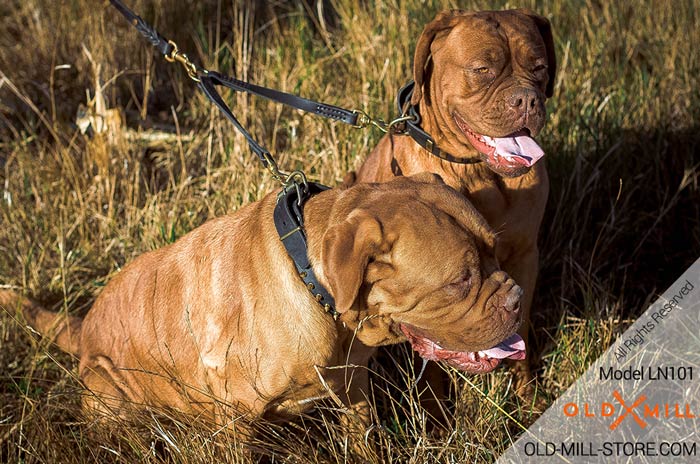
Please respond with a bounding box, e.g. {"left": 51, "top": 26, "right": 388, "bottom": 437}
{"left": 563, "top": 390, "right": 696, "bottom": 430}
{"left": 609, "top": 391, "right": 646, "bottom": 430}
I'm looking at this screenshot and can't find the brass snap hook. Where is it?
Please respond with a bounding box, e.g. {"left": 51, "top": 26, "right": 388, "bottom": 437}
{"left": 262, "top": 152, "right": 288, "bottom": 185}
{"left": 165, "top": 40, "right": 201, "bottom": 82}
{"left": 352, "top": 109, "right": 417, "bottom": 134}
{"left": 351, "top": 109, "right": 388, "bottom": 133}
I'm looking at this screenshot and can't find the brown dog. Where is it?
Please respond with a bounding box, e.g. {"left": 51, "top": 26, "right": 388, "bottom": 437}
{"left": 4, "top": 174, "right": 525, "bottom": 433}
{"left": 353, "top": 9, "right": 556, "bottom": 391}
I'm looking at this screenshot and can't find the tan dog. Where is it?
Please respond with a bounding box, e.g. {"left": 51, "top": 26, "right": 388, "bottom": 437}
{"left": 353, "top": 9, "right": 556, "bottom": 391}
{"left": 5, "top": 174, "right": 525, "bottom": 433}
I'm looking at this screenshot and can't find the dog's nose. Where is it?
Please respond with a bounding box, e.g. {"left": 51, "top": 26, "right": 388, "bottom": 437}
{"left": 507, "top": 88, "right": 539, "bottom": 111}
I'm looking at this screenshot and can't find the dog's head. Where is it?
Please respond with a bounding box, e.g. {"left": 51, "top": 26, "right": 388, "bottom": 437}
{"left": 412, "top": 9, "right": 556, "bottom": 177}
{"left": 317, "top": 174, "right": 524, "bottom": 373}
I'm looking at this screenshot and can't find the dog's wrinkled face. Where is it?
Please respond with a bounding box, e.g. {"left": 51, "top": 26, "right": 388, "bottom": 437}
{"left": 321, "top": 175, "right": 524, "bottom": 373}
{"left": 413, "top": 9, "right": 556, "bottom": 177}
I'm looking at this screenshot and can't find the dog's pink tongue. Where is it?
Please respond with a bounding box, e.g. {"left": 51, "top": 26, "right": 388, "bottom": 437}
{"left": 481, "top": 334, "right": 526, "bottom": 360}
{"left": 494, "top": 135, "right": 544, "bottom": 166}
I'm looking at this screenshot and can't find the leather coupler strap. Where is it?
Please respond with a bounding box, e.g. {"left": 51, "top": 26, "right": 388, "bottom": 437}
{"left": 200, "top": 71, "right": 360, "bottom": 126}
{"left": 197, "top": 73, "right": 272, "bottom": 167}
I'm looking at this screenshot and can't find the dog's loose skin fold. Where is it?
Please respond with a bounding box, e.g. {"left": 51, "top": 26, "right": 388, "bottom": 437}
{"left": 6, "top": 175, "right": 522, "bottom": 432}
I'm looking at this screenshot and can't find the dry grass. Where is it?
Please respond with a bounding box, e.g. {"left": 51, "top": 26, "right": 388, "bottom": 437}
{"left": 1, "top": 0, "right": 699, "bottom": 462}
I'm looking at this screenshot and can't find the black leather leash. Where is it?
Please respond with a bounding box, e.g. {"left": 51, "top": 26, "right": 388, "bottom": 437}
{"left": 108, "top": 0, "right": 475, "bottom": 166}
{"left": 108, "top": 0, "right": 338, "bottom": 318}
{"left": 395, "top": 81, "right": 482, "bottom": 165}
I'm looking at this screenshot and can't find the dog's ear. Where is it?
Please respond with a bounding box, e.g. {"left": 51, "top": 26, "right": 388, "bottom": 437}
{"left": 517, "top": 9, "right": 557, "bottom": 98}
{"left": 412, "top": 10, "right": 470, "bottom": 105}
{"left": 322, "top": 210, "right": 383, "bottom": 313}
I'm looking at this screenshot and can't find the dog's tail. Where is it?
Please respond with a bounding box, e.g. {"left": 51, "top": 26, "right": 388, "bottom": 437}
{"left": 0, "top": 290, "right": 82, "bottom": 355}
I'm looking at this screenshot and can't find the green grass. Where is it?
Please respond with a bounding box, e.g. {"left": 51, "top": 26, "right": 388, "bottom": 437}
{"left": 1, "top": 0, "right": 699, "bottom": 462}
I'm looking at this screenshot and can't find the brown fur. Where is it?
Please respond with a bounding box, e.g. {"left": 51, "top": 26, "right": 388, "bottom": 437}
{"left": 7, "top": 174, "right": 521, "bottom": 431}
{"left": 353, "top": 9, "right": 556, "bottom": 391}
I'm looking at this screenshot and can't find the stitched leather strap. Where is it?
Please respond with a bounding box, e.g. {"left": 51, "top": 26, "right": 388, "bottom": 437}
{"left": 204, "top": 71, "right": 360, "bottom": 126}
{"left": 396, "top": 81, "right": 482, "bottom": 165}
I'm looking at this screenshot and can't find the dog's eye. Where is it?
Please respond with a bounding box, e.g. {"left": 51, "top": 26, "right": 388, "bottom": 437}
{"left": 473, "top": 66, "right": 491, "bottom": 74}
{"left": 445, "top": 274, "right": 471, "bottom": 294}
{"left": 533, "top": 64, "right": 548, "bottom": 73}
